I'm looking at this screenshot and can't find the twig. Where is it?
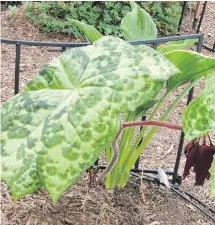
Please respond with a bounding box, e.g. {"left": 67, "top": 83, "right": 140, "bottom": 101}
{"left": 81, "top": 185, "right": 89, "bottom": 210}
{"left": 162, "top": 144, "right": 174, "bottom": 158}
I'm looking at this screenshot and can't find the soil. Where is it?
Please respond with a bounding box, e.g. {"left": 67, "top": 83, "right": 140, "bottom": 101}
{"left": 1, "top": 4, "right": 215, "bottom": 225}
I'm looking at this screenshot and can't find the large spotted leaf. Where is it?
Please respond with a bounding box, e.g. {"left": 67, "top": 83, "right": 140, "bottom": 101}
{"left": 182, "top": 72, "right": 215, "bottom": 140}
{"left": 1, "top": 37, "right": 179, "bottom": 201}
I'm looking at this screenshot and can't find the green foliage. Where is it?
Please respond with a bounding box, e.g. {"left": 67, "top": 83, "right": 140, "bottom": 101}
{"left": 139, "top": 1, "right": 182, "bottom": 36}
{"left": 103, "top": 28, "right": 215, "bottom": 188}
{"left": 70, "top": 2, "right": 158, "bottom": 43}
{"left": 183, "top": 72, "right": 215, "bottom": 140}
{"left": 69, "top": 19, "right": 103, "bottom": 44}
{"left": 8, "top": 5, "right": 17, "bottom": 17}
{"left": 164, "top": 51, "right": 215, "bottom": 91}
{"left": 157, "top": 39, "right": 198, "bottom": 54}
{"left": 1, "top": 36, "right": 179, "bottom": 202}
{"left": 24, "top": 1, "right": 182, "bottom": 38}
{"left": 121, "top": 2, "right": 157, "bottom": 40}
{"left": 107, "top": 58, "right": 215, "bottom": 189}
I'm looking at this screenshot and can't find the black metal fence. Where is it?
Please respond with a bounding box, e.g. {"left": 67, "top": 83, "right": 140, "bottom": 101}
{"left": 1, "top": 33, "right": 215, "bottom": 221}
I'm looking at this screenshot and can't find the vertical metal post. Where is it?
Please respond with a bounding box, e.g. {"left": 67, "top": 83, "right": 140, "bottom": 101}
{"left": 14, "top": 44, "right": 21, "bottom": 95}
{"left": 94, "top": 159, "right": 99, "bottom": 166}
{"left": 197, "top": 33, "right": 204, "bottom": 53}
{"left": 134, "top": 156, "right": 140, "bottom": 169}
{"left": 178, "top": 1, "right": 187, "bottom": 32}
{"left": 152, "top": 43, "right": 158, "bottom": 50}
{"left": 172, "top": 34, "right": 203, "bottom": 183}
{"left": 62, "top": 47, "right": 66, "bottom": 52}
{"left": 172, "top": 88, "right": 194, "bottom": 183}
{"left": 135, "top": 115, "right": 147, "bottom": 169}
{"left": 196, "top": 1, "right": 207, "bottom": 34}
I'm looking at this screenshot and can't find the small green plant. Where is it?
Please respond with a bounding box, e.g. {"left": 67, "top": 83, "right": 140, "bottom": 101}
{"left": 1, "top": 2, "right": 215, "bottom": 203}
{"left": 24, "top": 1, "right": 182, "bottom": 38}
{"left": 8, "top": 5, "right": 17, "bottom": 17}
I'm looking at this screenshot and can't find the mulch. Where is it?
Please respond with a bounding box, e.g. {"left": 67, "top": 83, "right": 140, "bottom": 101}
{"left": 180, "top": 1, "right": 214, "bottom": 53}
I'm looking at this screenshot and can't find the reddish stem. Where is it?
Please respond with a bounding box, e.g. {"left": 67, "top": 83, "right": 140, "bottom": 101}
{"left": 122, "top": 120, "right": 182, "bottom": 130}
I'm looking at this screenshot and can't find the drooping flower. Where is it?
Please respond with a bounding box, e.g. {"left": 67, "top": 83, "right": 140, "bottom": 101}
{"left": 183, "top": 137, "right": 215, "bottom": 185}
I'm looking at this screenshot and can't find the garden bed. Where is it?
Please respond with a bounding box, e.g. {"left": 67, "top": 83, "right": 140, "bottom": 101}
{"left": 1, "top": 176, "right": 214, "bottom": 225}
{"left": 1, "top": 5, "right": 215, "bottom": 225}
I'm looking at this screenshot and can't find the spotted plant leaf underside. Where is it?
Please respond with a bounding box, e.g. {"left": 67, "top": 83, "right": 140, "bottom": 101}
{"left": 1, "top": 36, "right": 179, "bottom": 201}
{"left": 182, "top": 72, "right": 215, "bottom": 140}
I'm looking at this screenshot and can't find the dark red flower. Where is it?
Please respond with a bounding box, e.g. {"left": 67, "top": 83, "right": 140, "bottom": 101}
{"left": 183, "top": 138, "right": 215, "bottom": 185}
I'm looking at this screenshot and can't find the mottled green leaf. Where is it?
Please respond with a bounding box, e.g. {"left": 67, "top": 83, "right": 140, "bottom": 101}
{"left": 68, "top": 19, "right": 102, "bottom": 43}
{"left": 209, "top": 155, "right": 215, "bottom": 198}
{"left": 165, "top": 51, "right": 215, "bottom": 91}
{"left": 128, "top": 98, "right": 158, "bottom": 119}
{"left": 182, "top": 72, "right": 215, "bottom": 140}
{"left": 1, "top": 37, "right": 179, "bottom": 202}
{"left": 158, "top": 39, "right": 198, "bottom": 54}
{"left": 121, "top": 2, "right": 157, "bottom": 41}
{"left": 1, "top": 90, "right": 72, "bottom": 200}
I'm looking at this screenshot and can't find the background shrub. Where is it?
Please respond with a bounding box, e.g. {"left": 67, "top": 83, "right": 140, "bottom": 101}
{"left": 1, "top": 1, "right": 22, "bottom": 11}
{"left": 24, "top": 1, "right": 182, "bottom": 38}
